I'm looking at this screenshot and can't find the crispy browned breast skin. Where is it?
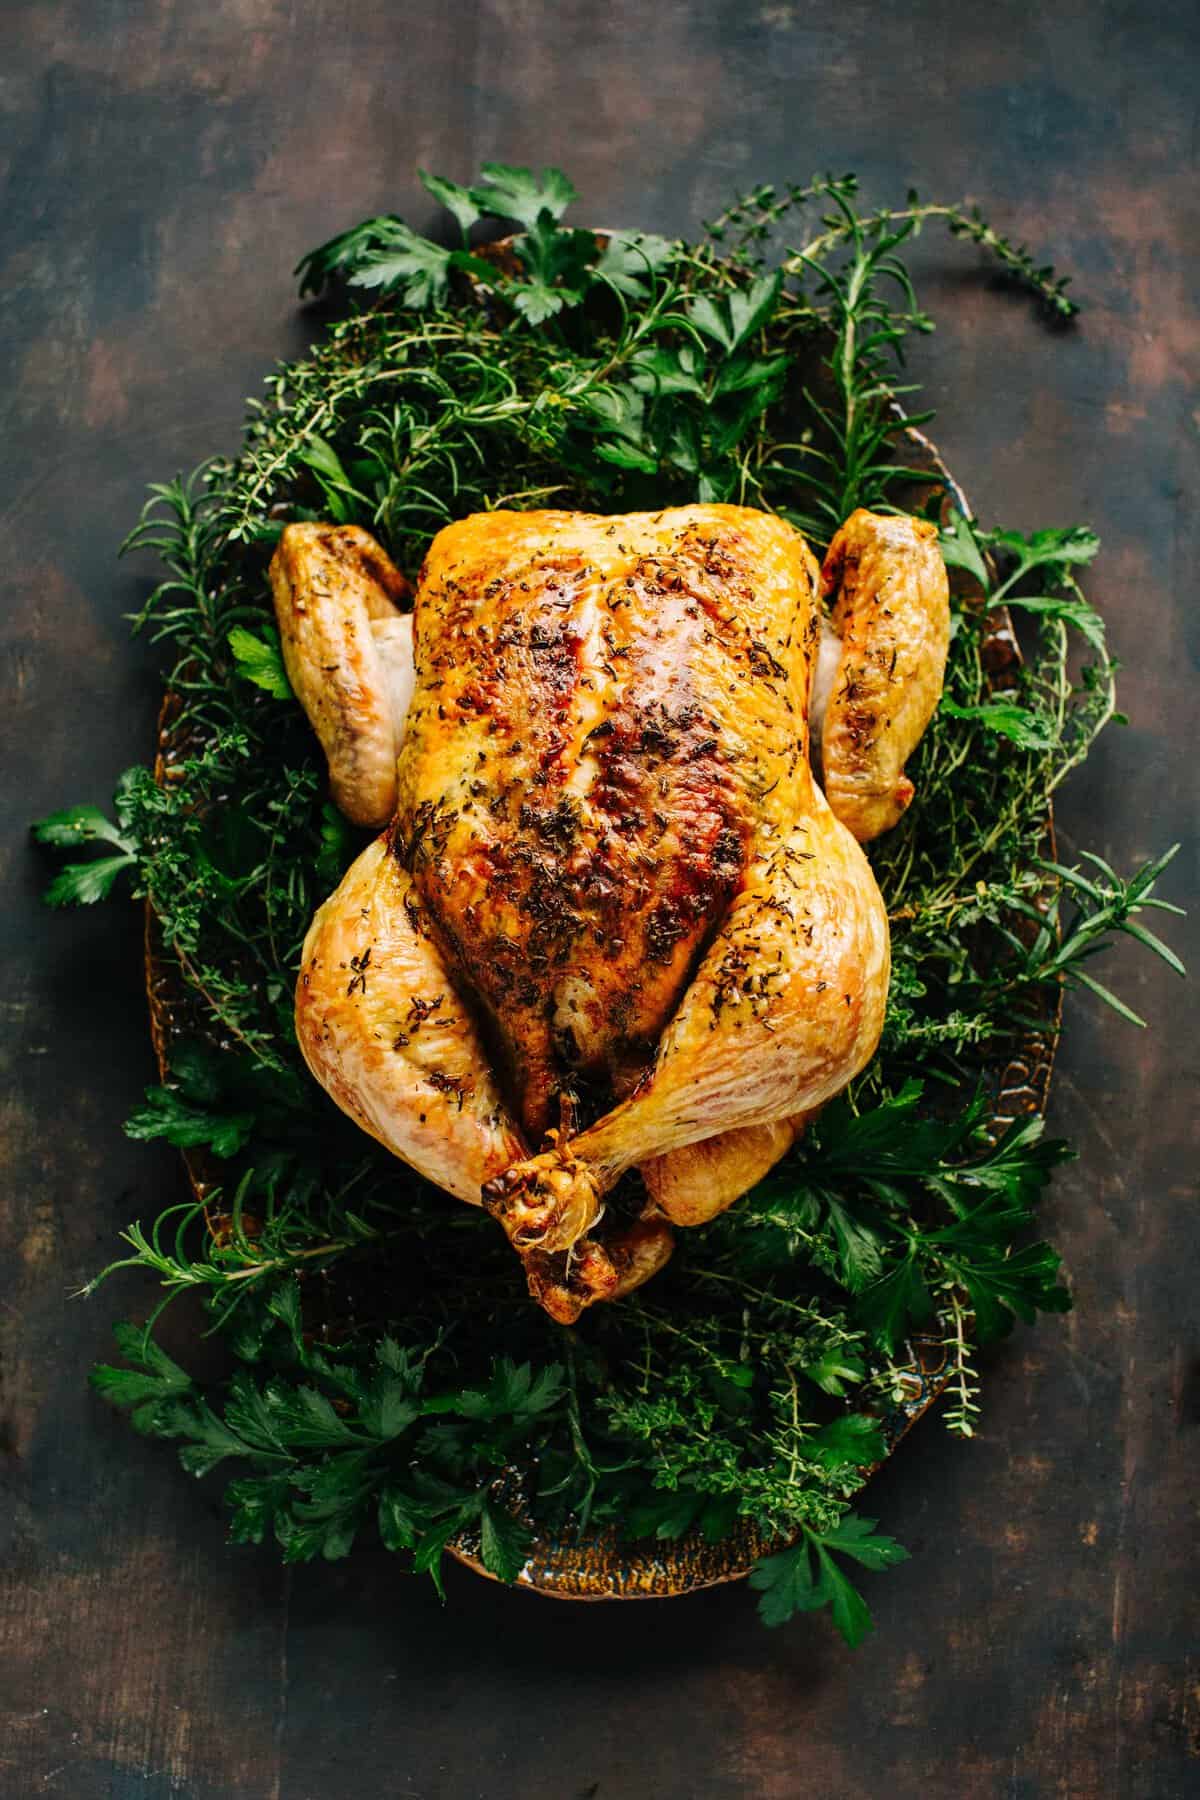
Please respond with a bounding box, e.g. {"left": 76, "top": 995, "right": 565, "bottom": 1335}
{"left": 395, "top": 506, "right": 822, "bottom": 1143}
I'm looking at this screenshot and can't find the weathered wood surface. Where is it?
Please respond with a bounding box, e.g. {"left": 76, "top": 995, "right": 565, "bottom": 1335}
{"left": 1, "top": 4, "right": 1196, "bottom": 1796}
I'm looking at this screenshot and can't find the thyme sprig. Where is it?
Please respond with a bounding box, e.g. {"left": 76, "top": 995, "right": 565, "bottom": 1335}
{"left": 705, "top": 173, "right": 1078, "bottom": 318}
{"left": 34, "top": 163, "right": 1182, "bottom": 1644}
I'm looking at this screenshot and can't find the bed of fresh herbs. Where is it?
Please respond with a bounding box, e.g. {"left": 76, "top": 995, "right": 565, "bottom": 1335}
{"left": 34, "top": 166, "right": 1183, "bottom": 1645}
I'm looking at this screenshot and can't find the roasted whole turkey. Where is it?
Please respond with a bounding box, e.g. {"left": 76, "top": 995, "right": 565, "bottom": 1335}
{"left": 270, "top": 504, "right": 949, "bottom": 1321}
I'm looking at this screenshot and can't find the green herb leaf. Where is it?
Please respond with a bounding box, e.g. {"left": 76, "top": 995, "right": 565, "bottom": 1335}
{"left": 359, "top": 1372, "right": 420, "bottom": 1441}
{"left": 124, "top": 1085, "right": 256, "bottom": 1158}
{"left": 808, "top": 1413, "right": 888, "bottom": 1469}
{"left": 91, "top": 1326, "right": 193, "bottom": 1421}
{"left": 727, "top": 271, "right": 783, "bottom": 349}
{"left": 986, "top": 523, "right": 1100, "bottom": 582}
{"left": 32, "top": 803, "right": 135, "bottom": 853}
{"left": 941, "top": 698, "right": 1056, "bottom": 750}
{"left": 937, "top": 509, "right": 991, "bottom": 591}
{"left": 345, "top": 223, "right": 454, "bottom": 307}
{"left": 593, "top": 438, "right": 658, "bottom": 473}
{"left": 1004, "top": 593, "right": 1108, "bottom": 654}
{"left": 825, "top": 1196, "right": 887, "bottom": 1292}
{"left": 443, "top": 1358, "right": 566, "bottom": 1425}
{"left": 749, "top": 1540, "right": 826, "bottom": 1626}
{"left": 818, "top": 1547, "right": 875, "bottom": 1648}
{"left": 511, "top": 215, "right": 596, "bottom": 320}
{"left": 594, "top": 230, "right": 674, "bottom": 295}
{"left": 226, "top": 1473, "right": 292, "bottom": 1545}
{"left": 625, "top": 1488, "right": 706, "bottom": 1541}
{"left": 418, "top": 169, "right": 482, "bottom": 241}
{"left": 470, "top": 162, "right": 578, "bottom": 229}
{"left": 177, "top": 1407, "right": 261, "bottom": 1478}
{"left": 511, "top": 278, "right": 576, "bottom": 326}
{"left": 856, "top": 1252, "right": 932, "bottom": 1351}
{"left": 820, "top": 1513, "right": 910, "bottom": 1572}
{"left": 953, "top": 1241, "right": 1072, "bottom": 1340}
{"left": 294, "top": 215, "right": 404, "bottom": 295}
{"left": 228, "top": 626, "right": 293, "bottom": 701}
{"left": 750, "top": 1516, "right": 907, "bottom": 1643}
{"left": 42, "top": 853, "right": 137, "bottom": 907}
{"left": 479, "top": 1498, "right": 533, "bottom": 1583}
{"left": 629, "top": 345, "right": 707, "bottom": 398}
{"left": 378, "top": 1486, "right": 423, "bottom": 1552}
{"left": 413, "top": 1519, "right": 460, "bottom": 1600}
{"left": 316, "top": 802, "right": 356, "bottom": 888}
{"left": 800, "top": 1350, "right": 867, "bottom": 1397}
{"left": 713, "top": 351, "right": 790, "bottom": 397}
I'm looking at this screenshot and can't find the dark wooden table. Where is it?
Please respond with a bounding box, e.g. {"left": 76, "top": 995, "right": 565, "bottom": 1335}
{"left": 2, "top": 4, "right": 1196, "bottom": 1795}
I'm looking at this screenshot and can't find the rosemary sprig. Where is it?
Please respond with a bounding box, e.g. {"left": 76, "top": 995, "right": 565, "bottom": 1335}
{"left": 1004, "top": 844, "right": 1185, "bottom": 1027}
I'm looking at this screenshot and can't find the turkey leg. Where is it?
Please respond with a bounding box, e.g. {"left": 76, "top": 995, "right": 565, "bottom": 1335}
{"left": 296, "top": 836, "right": 527, "bottom": 1202}
{"left": 637, "top": 509, "right": 949, "bottom": 1227}
{"left": 484, "top": 790, "right": 889, "bottom": 1317}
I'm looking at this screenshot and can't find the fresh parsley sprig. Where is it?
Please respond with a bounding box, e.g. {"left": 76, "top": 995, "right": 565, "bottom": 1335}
{"left": 730, "top": 1082, "right": 1075, "bottom": 1350}
{"left": 32, "top": 775, "right": 140, "bottom": 906}
{"left": 92, "top": 1297, "right": 557, "bottom": 1586}
{"left": 750, "top": 1515, "right": 910, "bottom": 1642}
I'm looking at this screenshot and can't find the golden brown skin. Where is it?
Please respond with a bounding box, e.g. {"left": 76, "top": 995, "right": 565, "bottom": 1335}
{"left": 484, "top": 794, "right": 891, "bottom": 1296}
{"left": 270, "top": 524, "right": 414, "bottom": 828}
{"left": 276, "top": 506, "right": 949, "bottom": 1321}
{"left": 523, "top": 1216, "right": 676, "bottom": 1325}
{"left": 640, "top": 1115, "right": 806, "bottom": 1226}
{"left": 817, "top": 509, "right": 950, "bottom": 843}
{"left": 396, "top": 506, "right": 823, "bottom": 1144}
{"left": 295, "top": 836, "right": 525, "bottom": 1203}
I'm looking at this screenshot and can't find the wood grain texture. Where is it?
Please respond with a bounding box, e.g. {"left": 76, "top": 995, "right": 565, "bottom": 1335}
{"left": 0, "top": 2, "right": 1196, "bottom": 1796}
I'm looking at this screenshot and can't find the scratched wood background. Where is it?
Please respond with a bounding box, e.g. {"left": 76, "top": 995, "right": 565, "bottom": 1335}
{"left": 2, "top": 3, "right": 1197, "bottom": 1796}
